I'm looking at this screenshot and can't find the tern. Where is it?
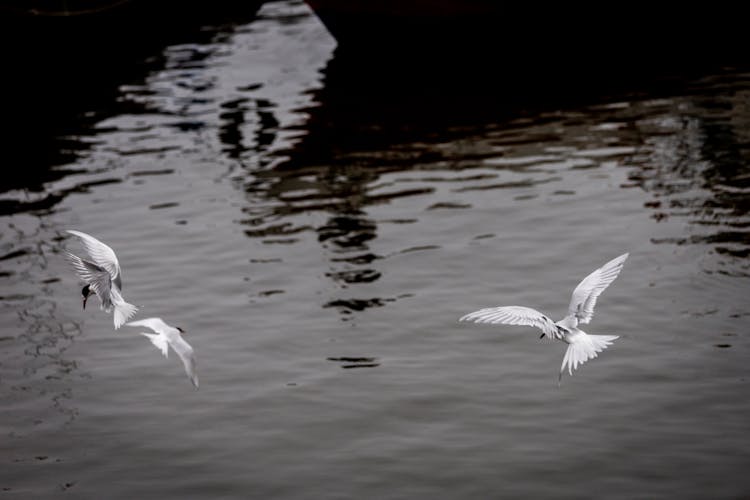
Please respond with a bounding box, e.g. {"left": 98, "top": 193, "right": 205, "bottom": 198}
{"left": 126, "top": 317, "right": 199, "bottom": 388}
{"left": 460, "top": 253, "right": 629, "bottom": 382}
{"left": 65, "top": 229, "right": 138, "bottom": 329}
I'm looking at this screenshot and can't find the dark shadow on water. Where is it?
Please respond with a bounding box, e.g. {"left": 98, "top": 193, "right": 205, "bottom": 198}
{"left": 327, "top": 356, "right": 379, "bottom": 369}
{"left": 618, "top": 72, "right": 750, "bottom": 269}
{"left": 284, "top": 46, "right": 750, "bottom": 173}
{"left": 238, "top": 18, "right": 750, "bottom": 306}
{"left": 0, "top": 1, "right": 264, "bottom": 193}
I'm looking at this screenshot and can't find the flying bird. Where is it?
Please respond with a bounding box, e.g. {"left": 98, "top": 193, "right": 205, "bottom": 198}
{"left": 460, "top": 253, "right": 629, "bottom": 382}
{"left": 126, "top": 317, "right": 199, "bottom": 388}
{"left": 65, "top": 229, "right": 138, "bottom": 329}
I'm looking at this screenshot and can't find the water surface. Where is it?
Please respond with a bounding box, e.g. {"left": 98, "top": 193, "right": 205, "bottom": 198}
{"left": 1, "top": 2, "right": 750, "bottom": 498}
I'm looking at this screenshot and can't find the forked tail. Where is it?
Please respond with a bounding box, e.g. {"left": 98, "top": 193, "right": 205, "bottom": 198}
{"left": 113, "top": 301, "right": 139, "bottom": 329}
{"left": 559, "top": 334, "right": 618, "bottom": 383}
{"left": 111, "top": 287, "right": 138, "bottom": 329}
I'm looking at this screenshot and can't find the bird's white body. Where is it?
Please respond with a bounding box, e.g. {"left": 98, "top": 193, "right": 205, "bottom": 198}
{"left": 126, "top": 317, "right": 199, "bottom": 388}
{"left": 460, "top": 253, "right": 628, "bottom": 381}
{"left": 65, "top": 229, "right": 138, "bottom": 329}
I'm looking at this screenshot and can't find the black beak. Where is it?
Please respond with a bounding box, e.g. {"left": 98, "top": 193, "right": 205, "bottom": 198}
{"left": 539, "top": 333, "right": 545, "bottom": 339}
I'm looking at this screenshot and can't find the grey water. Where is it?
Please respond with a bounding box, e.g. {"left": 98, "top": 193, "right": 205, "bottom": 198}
{"left": 2, "top": 1, "right": 750, "bottom": 498}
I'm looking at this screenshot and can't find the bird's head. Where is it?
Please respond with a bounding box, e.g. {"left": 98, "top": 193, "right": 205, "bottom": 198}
{"left": 81, "top": 285, "right": 92, "bottom": 310}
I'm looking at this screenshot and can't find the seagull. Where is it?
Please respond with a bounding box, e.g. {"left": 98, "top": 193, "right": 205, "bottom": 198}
{"left": 64, "top": 229, "right": 138, "bottom": 329}
{"left": 126, "top": 317, "right": 199, "bottom": 388}
{"left": 460, "top": 253, "right": 629, "bottom": 382}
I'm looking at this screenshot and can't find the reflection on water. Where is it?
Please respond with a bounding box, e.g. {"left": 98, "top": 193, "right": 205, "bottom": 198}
{"left": 620, "top": 79, "right": 750, "bottom": 272}
{"left": 2, "top": 0, "right": 750, "bottom": 497}
{"left": 1, "top": 2, "right": 264, "bottom": 198}
{"left": 1, "top": 221, "right": 85, "bottom": 431}
{"left": 270, "top": 60, "right": 750, "bottom": 280}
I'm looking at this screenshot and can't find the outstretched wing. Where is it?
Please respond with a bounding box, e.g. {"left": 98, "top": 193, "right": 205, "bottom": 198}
{"left": 140, "top": 332, "right": 169, "bottom": 358}
{"left": 459, "top": 305, "right": 561, "bottom": 339}
{"left": 125, "top": 317, "right": 170, "bottom": 335}
{"left": 170, "top": 335, "right": 199, "bottom": 389}
{"left": 65, "top": 252, "right": 113, "bottom": 310}
{"left": 66, "top": 230, "right": 121, "bottom": 282}
{"left": 567, "top": 253, "right": 629, "bottom": 325}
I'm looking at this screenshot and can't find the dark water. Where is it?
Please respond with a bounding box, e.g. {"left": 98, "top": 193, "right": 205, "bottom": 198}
{"left": 2, "top": 1, "right": 750, "bottom": 498}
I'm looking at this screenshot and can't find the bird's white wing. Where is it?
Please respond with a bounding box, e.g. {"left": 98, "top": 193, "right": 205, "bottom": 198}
{"left": 125, "top": 317, "right": 170, "bottom": 335}
{"left": 170, "top": 335, "right": 199, "bottom": 388}
{"left": 66, "top": 230, "right": 121, "bottom": 280}
{"left": 140, "top": 332, "right": 169, "bottom": 358}
{"left": 65, "top": 252, "right": 113, "bottom": 310}
{"left": 567, "top": 253, "right": 629, "bottom": 325}
{"left": 459, "top": 305, "right": 561, "bottom": 339}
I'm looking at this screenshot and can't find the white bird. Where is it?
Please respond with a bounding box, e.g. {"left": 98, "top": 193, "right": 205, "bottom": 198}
{"left": 126, "top": 317, "right": 199, "bottom": 388}
{"left": 460, "top": 253, "right": 629, "bottom": 382}
{"left": 65, "top": 229, "right": 138, "bottom": 329}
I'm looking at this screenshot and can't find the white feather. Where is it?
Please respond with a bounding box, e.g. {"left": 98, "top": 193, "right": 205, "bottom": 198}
{"left": 560, "top": 334, "right": 619, "bottom": 379}
{"left": 65, "top": 230, "right": 136, "bottom": 329}
{"left": 65, "top": 252, "right": 113, "bottom": 311}
{"left": 126, "top": 317, "right": 198, "bottom": 388}
{"left": 567, "top": 253, "right": 629, "bottom": 325}
{"left": 141, "top": 332, "right": 169, "bottom": 357}
{"left": 66, "top": 230, "right": 122, "bottom": 285}
{"left": 459, "top": 305, "right": 561, "bottom": 339}
{"left": 460, "top": 254, "right": 629, "bottom": 382}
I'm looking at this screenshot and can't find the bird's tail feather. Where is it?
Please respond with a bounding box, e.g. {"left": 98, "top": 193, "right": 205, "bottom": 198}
{"left": 559, "top": 334, "right": 618, "bottom": 382}
{"left": 110, "top": 286, "right": 138, "bottom": 329}
{"left": 113, "top": 300, "right": 139, "bottom": 329}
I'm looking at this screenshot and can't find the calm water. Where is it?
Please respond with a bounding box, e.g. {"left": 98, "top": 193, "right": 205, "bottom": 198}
{"left": 2, "top": 1, "right": 750, "bottom": 498}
